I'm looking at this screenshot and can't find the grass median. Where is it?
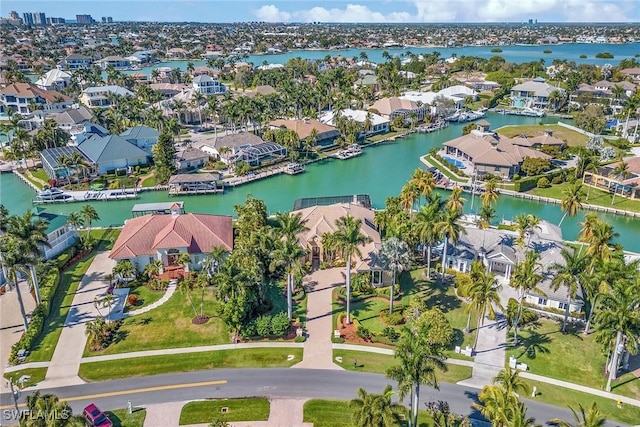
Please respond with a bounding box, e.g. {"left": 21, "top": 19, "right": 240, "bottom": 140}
{"left": 105, "top": 408, "right": 147, "bottom": 427}
{"left": 78, "top": 347, "right": 303, "bottom": 381}
{"left": 2, "top": 367, "right": 47, "bottom": 388}
{"left": 179, "top": 398, "right": 269, "bottom": 425}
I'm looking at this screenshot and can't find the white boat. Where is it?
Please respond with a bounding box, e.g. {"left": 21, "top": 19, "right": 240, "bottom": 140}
{"left": 284, "top": 163, "right": 305, "bottom": 175}
{"left": 36, "top": 187, "right": 65, "bottom": 199}
{"left": 334, "top": 144, "right": 362, "bottom": 160}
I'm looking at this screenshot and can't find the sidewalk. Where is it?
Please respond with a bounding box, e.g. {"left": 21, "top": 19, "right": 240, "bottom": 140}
{"left": 0, "top": 281, "right": 36, "bottom": 379}
{"left": 38, "top": 251, "right": 115, "bottom": 388}
{"left": 293, "top": 268, "right": 344, "bottom": 370}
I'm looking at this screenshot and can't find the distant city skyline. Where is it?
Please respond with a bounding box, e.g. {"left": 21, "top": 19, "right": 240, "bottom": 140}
{"left": 4, "top": 0, "right": 640, "bottom": 23}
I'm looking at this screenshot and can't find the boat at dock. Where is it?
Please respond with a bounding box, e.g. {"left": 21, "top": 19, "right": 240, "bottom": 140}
{"left": 417, "top": 121, "right": 449, "bottom": 133}
{"left": 444, "top": 109, "right": 487, "bottom": 123}
{"left": 334, "top": 144, "right": 363, "bottom": 160}
{"left": 36, "top": 187, "right": 66, "bottom": 200}
{"left": 494, "top": 107, "right": 545, "bottom": 117}
{"left": 284, "top": 163, "right": 305, "bottom": 175}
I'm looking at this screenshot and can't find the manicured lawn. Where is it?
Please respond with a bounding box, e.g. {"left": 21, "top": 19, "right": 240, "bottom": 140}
{"left": 140, "top": 175, "right": 156, "bottom": 187}
{"left": 124, "top": 285, "right": 165, "bottom": 312}
{"left": 333, "top": 349, "right": 472, "bottom": 384}
{"left": 521, "top": 379, "right": 640, "bottom": 426}
{"left": 366, "top": 131, "right": 400, "bottom": 143}
{"left": 78, "top": 348, "right": 303, "bottom": 381}
{"left": 31, "top": 168, "right": 50, "bottom": 183}
{"left": 2, "top": 367, "right": 47, "bottom": 388}
{"left": 105, "top": 408, "right": 147, "bottom": 427}
{"left": 529, "top": 182, "right": 640, "bottom": 213}
{"left": 82, "top": 289, "right": 229, "bottom": 356}
{"left": 496, "top": 124, "right": 589, "bottom": 147}
{"left": 421, "top": 155, "right": 467, "bottom": 182}
{"left": 179, "top": 398, "right": 269, "bottom": 425}
{"left": 334, "top": 269, "right": 476, "bottom": 360}
{"left": 267, "top": 281, "right": 308, "bottom": 327}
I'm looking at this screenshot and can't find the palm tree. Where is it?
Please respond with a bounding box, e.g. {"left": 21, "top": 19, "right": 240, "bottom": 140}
{"left": 514, "top": 214, "right": 541, "bottom": 248}
{"left": 594, "top": 280, "right": 640, "bottom": 392}
{"left": 113, "top": 259, "right": 136, "bottom": 283}
{"left": 435, "top": 208, "right": 465, "bottom": 274}
{"left": 399, "top": 182, "right": 419, "bottom": 214}
{"left": 270, "top": 238, "right": 307, "bottom": 320}
{"left": 474, "top": 385, "right": 513, "bottom": 426}
{"left": 410, "top": 169, "right": 436, "bottom": 207}
{"left": 80, "top": 204, "right": 100, "bottom": 236}
{"left": 86, "top": 317, "right": 109, "bottom": 351}
{"left": 493, "top": 365, "right": 530, "bottom": 398}
{"left": 200, "top": 246, "right": 229, "bottom": 279}
{"left": 414, "top": 202, "right": 443, "bottom": 276}
{"left": 549, "top": 403, "right": 607, "bottom": 427}
{"left": 0, "top": 237, "right": 30, "bottom": 330}
{"left": 24, "top": 391, "right": 74, "bottom": 427}
{"left": 468, "top": 267, "right": 503, "bottom": 348}
{"left": 386, "top": 328, "right": 447, "bottom": 427}
{"left": 550, "top": 248, "right": 588, "bottom": 332}
{"left": 350, "top": 385, "right": 403, "bottom": 427}
{"left": 179, "top": 275, "right": 200, "bottom": 319}
{"left": 378, "top": 237, "right": 410, "bottom": 314}
{"left": 510, "top": 250, "right": 544, "bottom": 344}
{"left": 481, "top": 180, "right": 500, "bottom": 207}
{"left": 559, "top": 181, "right": 586, "bottom": 226}
{"left": 333, "top": 215, "right": 372, "bottom": 324}
{"left": 447, "top": 186, "right": 466, "bottom": 212}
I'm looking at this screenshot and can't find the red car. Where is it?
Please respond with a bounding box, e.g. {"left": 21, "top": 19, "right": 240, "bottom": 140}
{"left": 83, "top": 404, "right": 113, "bottom": 427}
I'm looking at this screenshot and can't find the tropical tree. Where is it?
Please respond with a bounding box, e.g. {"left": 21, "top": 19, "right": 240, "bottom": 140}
{"left": 378, "top": 237, "right": 411, "bottom": 314}
{"left": 467, "top": 266, "right": 503, "bottom": 347}
{"left": 144, "top": 259, "right": 164, "bottom": 279}
{"left": 0, "top": 237, "right": 30, "bottom": 330}
{"left": 559, "top": 181, "right": 586, "bottom": 226}
{"left": 80, "top": 204, "right": 100, "bottom": 236}
{"left": 514, "top": 214, "right": 541, "bottom": 248}
{"left": 350, "top": 385, "right": 403, "bottom": 427}
{"left": 481, "top": 180, "right": 499, "bottom": 207}
{"left": 549, "top": 403, "right": 607, "bottom": 427}
{"left": 549, "top": 248, "right": 588, "bottom": 332}
{"left": 23, "top": 391, "right": 74, "bottom": 427}
{"left": 113, "top": 259, "right": 136, "bottom": 282}
{"left": 270, "top": 238, "right": 307, "bottom": 320}
{"left": 332, "top": 215, "right": 371, "bottom": 324}
{"left": 493, "top": 365, "right": 530, "bottom": 398}
{"left": 447, "top": 186, "right": 466, "bottom": 212}
{"left": 386, "top": 327, "right": 447, "bottom": 427}
{"left": 200, "top": 246, "right": 229, "bottom": 279}
{"left": 435, "top": 208, "right": 465, "bottom": 274}
{"left": 510, "top": 250, "right": 544, "bottom": 344}
{"left": 414, "top": 201, "right": 443, "bottom": 276}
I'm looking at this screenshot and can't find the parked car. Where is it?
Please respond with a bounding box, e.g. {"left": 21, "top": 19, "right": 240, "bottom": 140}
{"left": 83, "top": 404, "right": 113, "bottom": 427}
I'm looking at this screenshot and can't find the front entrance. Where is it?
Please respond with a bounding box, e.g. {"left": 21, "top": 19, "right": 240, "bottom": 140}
{"left": 312, "top": 246, "right": 320, "bottom": 270}
{"left": 167, "top": 248, "right": 180, "bottom": 266}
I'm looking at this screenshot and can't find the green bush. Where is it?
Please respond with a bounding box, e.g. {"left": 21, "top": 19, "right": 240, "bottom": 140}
{"left": 356, "top": 326, "right": 372, "bottom": 341}
{"left": 294, "top": 335, "right": 305, "bottom": 343}
{"left": 382, "top": 326, "right": 400, "bottom": 342}
{"left": 270, "top": 312, "right": 291, "bottom": 336}
{"left": 241, "top": 320, "right": 257, "bottom": 339}
{"left": 352, "top": 318, "right": 363, "bottom": 331}
{"left": 337, "top": 312, "right": 346, "bottom": 329}
{"left": 551, "top": 175, "right": 564, "bottom": 185}
{"left": 331, "top": 335, "right": 345, "bottom": 343}
{"left": 380, "top": 310, "right": 404, "bottom": 325}
{"left": 256, "top": 315, "right": 272, "bottom": 336}
{"left": 537, "top": 177, "right": 550, "bottom": 188}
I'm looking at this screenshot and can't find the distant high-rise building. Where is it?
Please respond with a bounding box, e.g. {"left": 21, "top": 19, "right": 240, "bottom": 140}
{"left": 47, "top": 17, "right": 66, "bottom": 24}
{"left": 107, "top": 17, "right": 113, "bottom": 23}
{"left": 9, "top": 11, "right": 20, "bottom": 20}
{"left": 528, "top": 19, "right": 533, "bottom": 25}
{"left": 101, "top": 17, "right": 106, "bottom": 23}
{"left": 34, "top": 12, "right": 46, "bottom": 25}
{"left": 22, "top": 12, "right": 34, "bottom": 25}
{"left": 76, "top": 14, "right": 94, "bottom": 24}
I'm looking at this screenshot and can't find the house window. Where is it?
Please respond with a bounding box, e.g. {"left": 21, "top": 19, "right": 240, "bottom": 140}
{"left": 494, "top": 166, "right": 500, "bottom": 172}
{"left": 372, "top": 270, "right": 382, "bottom": 285}
{"left": 149, "top": 257, "right": 154, "bottom": 264}
{"left": 558, "top": 302, "right": 568, "bottom": 310}
{"left": 537, "top": 297, "right": 547, "bottom": 306}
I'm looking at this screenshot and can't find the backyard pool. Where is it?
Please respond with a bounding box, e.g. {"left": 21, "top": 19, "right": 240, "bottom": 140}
{"left": 443, "top": 156, "right": 464, "bottom": 169}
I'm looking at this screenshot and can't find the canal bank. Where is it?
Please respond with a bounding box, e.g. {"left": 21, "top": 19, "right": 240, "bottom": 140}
{"left": 2, "top": 113, "right": 640, "bottom": 251}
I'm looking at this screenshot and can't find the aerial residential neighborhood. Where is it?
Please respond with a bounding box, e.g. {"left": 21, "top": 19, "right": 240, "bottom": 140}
{"left": 1, "top": 3, "right": 640, "bottom": 427}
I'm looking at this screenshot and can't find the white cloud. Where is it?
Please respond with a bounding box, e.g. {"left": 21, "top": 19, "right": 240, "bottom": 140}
{"left": 253, "top": 1, "right": 638, "bottom": 23}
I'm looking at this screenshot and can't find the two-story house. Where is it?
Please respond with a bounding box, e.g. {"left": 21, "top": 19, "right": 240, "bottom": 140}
{"left": 0, "top": 83, "right": 72, "bottom": 116}
{"left": 35, "top": 69, "right": 72, "bottom": 91}
{"left": 96, "top": 55, "right": 131, "bottom": 70}
{"left": 59, "top": 53, "right": 92, "bottom": 70}
{"left": 510, "top": 77, "right": 562, "bottom": 110}
{"left": 80, "top": 85, "right": 134, "bottom": 108}
{"left": 120, "top": 125, "right": 160, "bottom": 153}
{"left": 31, "top": 207, "right": 79, "bottom": 259}
{"left": 192, "top": 75, "right": 226, "bottom": 95}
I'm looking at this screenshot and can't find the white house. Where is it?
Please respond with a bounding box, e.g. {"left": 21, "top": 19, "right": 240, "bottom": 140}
{"left": 319, "top": 108, "right": 390, "bottom": 136}
{"left": 511, "top": 77, "right": 562, "bottom": 110}
{"left": 192, "top": 75, "right": 226, "bottom": 95}
{"left": 80, "top": 85, "right": 134, "bottom": 108}
{"left": 35, "top": 69, "right": 72, "bottom": 91}
{"left": 31, "top": 207, "right": 78, "bottom": 260}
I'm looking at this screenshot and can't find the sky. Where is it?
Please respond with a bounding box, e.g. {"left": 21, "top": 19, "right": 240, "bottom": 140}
{"left": 4, "top": 0, "right": 640, "bottom": 23}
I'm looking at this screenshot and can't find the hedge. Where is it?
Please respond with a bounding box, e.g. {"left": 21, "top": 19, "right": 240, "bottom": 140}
{"left": 9, "top": 268, "right": 60, "bottom": 365}
{"left": 513, "top": 169, "right": 565, "bottom": 192}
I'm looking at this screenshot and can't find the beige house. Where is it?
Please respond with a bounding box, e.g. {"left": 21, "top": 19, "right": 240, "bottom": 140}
{"left": 370, "top": 97, "right": 428, "bottom": 122}
{"left": 291, "top": 203, "right": 391, "bottom": 286}
{"left": 582, "top": 156, "right": 640, "bottom": 200}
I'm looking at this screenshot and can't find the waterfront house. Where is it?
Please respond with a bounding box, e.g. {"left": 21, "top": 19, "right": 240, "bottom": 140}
{"left": 80, "top": 85, "right": 135, "bottom": 108}
{"left": 291, "top": 203, "right": 391, "bottom": 286}
{"left": 582, "top": 156, "right": 640, "bottom": 201}
{"left": 192, "top": 74, "right": 226, "bottom": 95}
{"left": 96, "top": 55, "right": 131, "bottom": 70}
{"left": 52, "top": 107, "right": 93, "bottom": 132}
{"left": 150, "top": 83, "right": 188, "bottom": 98}
{"left": 120, "top": 125, "right": 159, "bottom": 152}
{"left": 442, "top": 221, "right": 583, "bottom": 313}
{"left": 510, "top": 77, "right": 562, "bottom": 110}
{"left": 319, "top": 108, "right": 390, "bottom": 136}
{"left": 442, "top": 121, "right": 551, "bottom": 179}
{"left": 175, "top": 147, "right": 209, "bottom": 171}
{"left": 510, "top": 129, "right": 566, "bottom": 149}
{"left": 59, "top": 53, "right": 92, "bottom": 70}
{"left": 464, "top": 78, "right": 501, "bottom": 93}
{"left": 0, "top": 83, "right": 72, "bottom": 116}
{"left": 620, "top": 68, "right": 640, "bottom": 82}
{"left": 198, "top": 132, "right": 265, "bottom": 162}
{"left": 78, "top": 134, "right": 150, "bottom": 174}
{"left": 354, "top": 74, "right": 380, "bottom": 92}
{"left": 35, "top": 69, "right": 71, "bottom": 91}
{"left": 31, "top": 207, "right": 79, "bottom": 260}
{"left": 228, "top": 142, "right": 287, "bottom": 166}
{"left": 370, "top": 97, "right": 428, "bottom": 122}
{"left": 269, "top": 119, "right": 340, "bottom": 146}
{"left": 109, "top": 209, "right": 233, "bottom": 273}
{"left": 40, "top": 145, "right": 93, "bottom": 179}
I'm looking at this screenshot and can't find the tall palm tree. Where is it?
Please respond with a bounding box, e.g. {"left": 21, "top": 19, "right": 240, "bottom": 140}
{"left": 399, "top": 182, "right": 420, "bottom": 214}
{"left": 481, "top": 180, "right": 500, "bottom": 207}
{"left": 414, "top": 201, "right": 443, "bottom": 276}
{"left": 514, "top": 214, "right": 541, "bottom": 248}
{"left": 493, "top": 365, "right": 530, "bottom": 398}
{"left": 468, "top": 268, "right": 503, "bottom": 348}
{"left": 549, "top": 403, "right": 607, "bottom": 427}
{"left": 24, "top": 391, "right": 74, "bottom": 427}
{"left": 447, "top": 186, "right": 466, "bottom": 212}
{"left": 333, "top": 216, "right": 371, "bottom": 324}
{"left": 270, "top": 238, "right": 307, "bottom": 320}
{"left": 510, "top": 250, "right": 544, "bottom": 344}
{"left": 1, "top": 237, "right": 30, "bottom": 330}
{"left": 474, "top": 384, "right": 513, "bottom": 427}
{"left": 435, "top": 208, "right": 465, "bottom": 274}
{"left": 410, "top": 169, "right": 435, "bottom": 207}
{"left": 594, "top": 280, "right": 640, "bottom": 392}
{"left": 550, "top": 248, "right": 588, "bottom": 332}
{"left": 200, "top": 246, "right": 229, "bottom": 279}
{"left": 350, "top": 385, "right": 403, "bottom": 427}
{"left": 386, "top": 328, "right": 447, "bottom": 427}
{"left": 378, "top": 237, "right": 410, "bottom": 314}
{"left": 559, "top": 181, "right": 586, "bottom": 226}
{"left": 80, "top": 204, "right": 100, "bottom": 236}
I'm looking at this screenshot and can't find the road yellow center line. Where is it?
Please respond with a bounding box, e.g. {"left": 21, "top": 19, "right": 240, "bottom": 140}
{"left": 0, "top": 379, "right": 227, "bottom": 409}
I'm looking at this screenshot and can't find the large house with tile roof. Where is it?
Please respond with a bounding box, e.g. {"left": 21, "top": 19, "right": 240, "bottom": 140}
{"left": 510, "top": 77, "right": 562, "bottom": 110}
{"left": 269, "top": 119, "right": 340, "bottom": 146}
{"left": 0, "top": 83, "right": 72, "bottom": 115}
{"left": 120, "top": 125, "right": 159, "bottom": 152}
{"left": 370, "top": 97, "right": 428, "bottom": 122}
{"left": 35, "top": 69, "right": 72, "bottom": 91}
{"left": 78, "top": 134, "right": 150, "bottom": 174}
{"left": 109, "top": 210, "right": 233, "bottom": 272}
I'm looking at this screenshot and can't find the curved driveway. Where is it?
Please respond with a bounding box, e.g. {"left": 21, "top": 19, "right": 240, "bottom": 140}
{"left": 0, "top": 368, "right": 625, "bottom": 426}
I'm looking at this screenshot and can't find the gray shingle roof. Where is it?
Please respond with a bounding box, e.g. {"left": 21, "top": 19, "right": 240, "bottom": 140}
{"left": 120, "top": 126, "right": 159, "bottom": 140}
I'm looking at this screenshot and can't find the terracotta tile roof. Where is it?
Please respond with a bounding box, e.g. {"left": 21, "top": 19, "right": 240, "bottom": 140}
{"left": 0, "top": 83, "right": 71, "bottom": 104}
{"left": 269, "top": 119, "right": 339, "bottom": 141}
{"left": 370, "top": 97, "right": 422, "bottom": 116}
{"left": 109, "top": 213, "right": 233, "bottom": 259}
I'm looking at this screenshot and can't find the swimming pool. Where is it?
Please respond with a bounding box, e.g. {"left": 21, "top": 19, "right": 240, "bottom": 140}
{"left": 443, "top": 156, "right": 464, "bottom": 168}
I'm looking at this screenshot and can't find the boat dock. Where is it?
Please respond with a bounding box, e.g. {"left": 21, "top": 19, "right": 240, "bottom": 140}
{"left": 494, "top": 108, "right": 546, "bottom": 117}
{"left": 334, "top": 144, "right": 362, "bottom": 160}
{"left": 167, "top": 173, "right": 224, "bottom": 196}
{"left": 33, "top": 189, "right": 139, "bottom": 204}
{"left": 417, "top": 121, "right": 449, "bottom": 133}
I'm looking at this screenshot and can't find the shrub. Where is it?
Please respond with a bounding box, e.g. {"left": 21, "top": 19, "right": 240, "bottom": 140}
{"left": 551, "top": 175, "right": 564, "bottom": 185}
{"left": 337, "top": 312, "right": 346, "bottom": 329}
{"left": 127, "top": 294, "right": 139, "bottom": 306}
{"left": 271, "top": 312, "right": 291, "bottom": 336}
{"left": 256, "top": 315, "right": 272, "bottom": 336}
{"left": 331, "top": 336, "right": 345, "bottom": 343}
{"left": 241, "top": 320, "right": 257, "bottom": 339}
{"left": 294, "top": 335, "right": 305, "bottom": 343}
{"left": 352, "top": 318, "right": 363, "bottom": 331}
{"left": 380, "top": 310, "right": 404, "bottom": 326}
{"left": 537, "top": 177, "right": 550, "bottom": 188}
{"left": 356, "top": 326, "right": 372, "bottom": 341}
{"left": 382, "top": 326, "right": 400, "bottom": 342}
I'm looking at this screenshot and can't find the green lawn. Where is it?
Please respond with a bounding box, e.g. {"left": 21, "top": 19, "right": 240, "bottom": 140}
{"left": 496, "top": 124, "right": 589, "bottom": 147}
{"left": 507, "top": 319, "right": 640, "bottom": 398}
{"left": 421, "top": 155, "right": 467, "bottom": 182}
{"left": 123, "top": 285, "right": 165, "bottom": 312}
{"left": 105, "top": 408, "right": 147, "bottom": 427}
{"left": 267, "top": 281, "right": 308, "bottom": 327}
{"left": 78, "top": 348, "right": 303, "bottom": 381}
{"left": 521, "top": 379, "right": 640, "bottom": 425}
{"left": 366, "top": 131, "right": 400, "bottom": 143}
{"left": 140, "top": 175, "right": 156, "bottom": 187}
{"left": 337, "top": 269, "right": 475, "bottom": 359}
{"left": 529, "top": 182, "right": 640, "bottom": 213}
{"left": 2, "top": 367, "right": 47, "bottom": 388}
{"left": 179, "top": 399, "right": 269, "bottom": 425}
{"left": 333, "top": 349, "right": 472, "bottom": 383}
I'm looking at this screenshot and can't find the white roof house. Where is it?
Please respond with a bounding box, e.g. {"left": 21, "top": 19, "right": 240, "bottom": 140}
{"left": 35, "top": 69, "right": 71, "bottom": 91}
{"left": 319, "top": 108, "right": 389, "bottom": 135}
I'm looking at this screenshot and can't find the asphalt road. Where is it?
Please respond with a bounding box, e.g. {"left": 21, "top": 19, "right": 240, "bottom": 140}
{"left": 0, "top": 368, "right": 626, "bottom": 426}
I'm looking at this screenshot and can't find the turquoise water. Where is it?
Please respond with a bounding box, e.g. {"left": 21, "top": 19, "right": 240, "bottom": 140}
{"left": 124, "top": 43, "right": 640, "bottom": 76}
{"left": 2, "top": 112, "right": 639, "bottom": 251}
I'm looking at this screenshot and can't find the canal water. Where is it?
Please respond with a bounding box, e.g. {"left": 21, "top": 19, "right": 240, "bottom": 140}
{"left": 1, "top": 113, "right": 639, "bottom": 250}
{"left": 124, "top": 43, "right": 640, "bottom": 76}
